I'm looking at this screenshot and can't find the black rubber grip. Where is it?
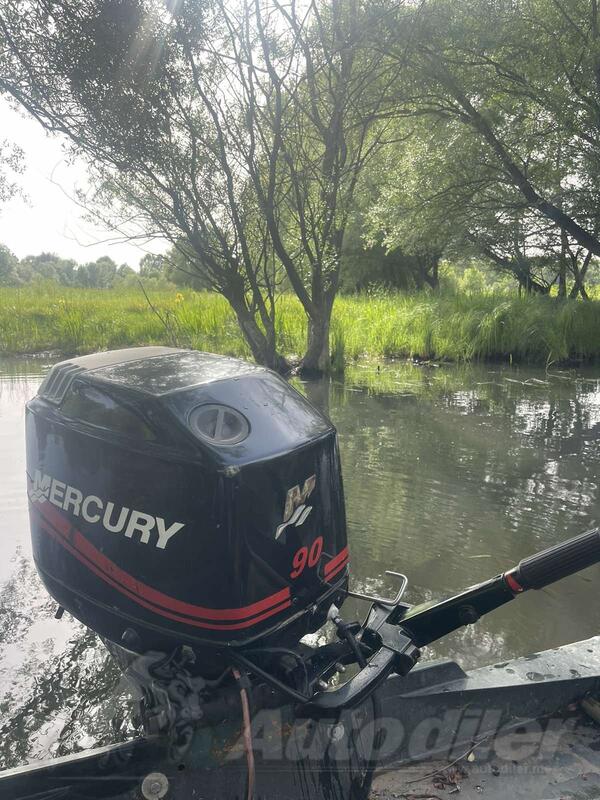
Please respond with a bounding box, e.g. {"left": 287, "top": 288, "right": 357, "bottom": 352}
{"left": 513, "top": 528, "right": 600, "bottom": 590}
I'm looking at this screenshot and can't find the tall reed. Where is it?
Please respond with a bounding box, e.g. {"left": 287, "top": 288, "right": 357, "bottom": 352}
{"left": 1, "top": 283, "right": 599, "bottom": 365}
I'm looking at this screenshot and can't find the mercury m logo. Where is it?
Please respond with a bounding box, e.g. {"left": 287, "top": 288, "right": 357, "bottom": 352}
{"left": 275, "top": 474, "right": 316, "bottom": 541}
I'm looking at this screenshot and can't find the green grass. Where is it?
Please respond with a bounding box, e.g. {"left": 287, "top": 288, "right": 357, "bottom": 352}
{"left": 336, "top": 291, "right": 600, "bottom": 364}
{"left": 1, "top": 283, "right": 600, "bottom": 365}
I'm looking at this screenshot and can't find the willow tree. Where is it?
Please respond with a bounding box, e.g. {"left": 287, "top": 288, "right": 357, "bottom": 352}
{"left": 0, "top": 0, "right": 399, "bottom": 372}
{"left": 0, "top": 0, "right": 293, "bottom": 369}
{"left": 363, "top": 111, "right": 587, "bottom": 294}
{"left": 218, "top": 0, "right": 402, "bottom": 371}
{"left": 379, "top": 0, "right": 600, "bottom": 294}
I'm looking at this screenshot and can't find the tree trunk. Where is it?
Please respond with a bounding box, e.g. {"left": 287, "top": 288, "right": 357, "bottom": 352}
{"left": 569, "top": 250, "right": 592, "bottom": 299}
{"left": 225, "top": 287, "right": 289, "bottom": 373}
{"left": 570, "top": 279, "right": 590, "bottom": 299}
{"left": 422, "top": 254, "right": 440, "bottom": 289}
{"left": 517, "top": 261, "right": 548, "bottom": 294}
{"left": 237, "top": 309, "right": 289, "bottom": 372}
{"left": 432, "top": 258, "right": 439, "bottom": 289}
{"left": 558, "top": 230, "right": 568, "bottom": 298}
{"left": 300, "top": 305, "right": 332, "bottom": 376}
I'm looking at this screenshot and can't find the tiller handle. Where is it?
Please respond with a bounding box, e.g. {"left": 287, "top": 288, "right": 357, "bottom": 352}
{"left": 301, "top": 527, "right": 600, "bottom": 715}
{"left": 508, "top": 527, "right": 600, "bottom": 591}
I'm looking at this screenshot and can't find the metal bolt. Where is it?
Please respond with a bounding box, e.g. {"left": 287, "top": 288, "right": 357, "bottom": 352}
{"left": 330, "top": 723, "right": 345, "bottom": 742}
{"left": 141, "top": 772, "right": 169, "bottom": 799}
{"left": 459, "top": 605, "right": 480, "bottom": 625}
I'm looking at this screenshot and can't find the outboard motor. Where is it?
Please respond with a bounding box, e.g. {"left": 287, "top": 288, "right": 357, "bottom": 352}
{"left": 26, "top": 347, "right": 349, "bottom": 679}
{"left": 25, "top": 347, "right": 600, "bottom": 730}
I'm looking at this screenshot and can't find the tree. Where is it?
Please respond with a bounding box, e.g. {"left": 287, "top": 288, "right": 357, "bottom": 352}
{"left": 117, "top": 263, "right": 135, "bottom": 279}
{"left": 339, "top": 214, "right": 443, "bottom": 292}
{"left": 210, "top": 0, "right": 400, "bottom": 370}
{"left": 0, "top": 242, "right": 18, "bottom": 284}
{"left": 19, "top": 252, "right": 78, "bottom": 285}
{"left": 0, "top": 0, "right": 287, "bottom": 368}
{"left": 0, "top": 0, "right": 400, "bottom": 373}
{"left": 360, "top": 16, "right": 600, "bottom": 297}
{"left": 162, "top": 242, "right": 211, "bottom": 291}
{"left": 138, "top": 253, "right": 166, "bottom": 280}
{"left": 380, "top": 0, "right": 600, "bottom": 283}
{"left": 77, "top": 255, "right": 118, "bottom": 288}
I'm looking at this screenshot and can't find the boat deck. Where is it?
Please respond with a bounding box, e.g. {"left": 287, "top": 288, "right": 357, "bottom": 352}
{"left": 372, "top": 709, "right": 600, "bottom": 800}
{"left": 3, "top": 637, "right": 600, "bottom": 800}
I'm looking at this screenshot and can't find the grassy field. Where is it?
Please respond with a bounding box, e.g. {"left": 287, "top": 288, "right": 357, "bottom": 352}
{"left": 1, "top": 284, "right": 600, "bottom": 366}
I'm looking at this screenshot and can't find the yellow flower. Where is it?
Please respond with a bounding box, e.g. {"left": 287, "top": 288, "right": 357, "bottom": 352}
{"left": 175, "top": 292, "right": 184, "bottom": 304}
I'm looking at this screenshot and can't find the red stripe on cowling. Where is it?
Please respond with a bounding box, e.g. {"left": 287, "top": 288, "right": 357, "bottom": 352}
{"left": 324, "top": 546, "right": 349, "bottom": 576}
{"left": 324, "top": 555, "right": 349, "bottom": 582}
{"left": 31, "top": 500, "right": 290, "bottom": 623}
{"left": 35, "top": 513, "right": 292, "bottom": 631}
{"left": 36, "top": 498, "right": 72, "bottom": 539}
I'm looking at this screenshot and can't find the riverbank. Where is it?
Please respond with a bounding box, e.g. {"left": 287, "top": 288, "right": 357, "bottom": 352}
{"left": 1, "top": 285, "right": 599, "bottom": 365}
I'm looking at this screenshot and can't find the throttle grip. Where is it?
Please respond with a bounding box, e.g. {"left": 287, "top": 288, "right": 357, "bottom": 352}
{"left": 509, "top": 528, "right": 600, "bottom": 591}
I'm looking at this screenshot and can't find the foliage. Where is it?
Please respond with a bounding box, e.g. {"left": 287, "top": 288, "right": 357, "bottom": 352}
{"left": 2, "top": 0, "right": 600, "bottom": 360}
{"left": 374, "top": 0, "right": 600, "bottom": 291}
{"left": 0, "top": 246, "right": 176, "bottom": 289}
{"left": 0, "top": 0, "right": 399, "bottom": 373}
{"left": 0, "top": 137, "right": 23, "bottom": 206}
{"left": 161, "top": 243, "right": 211, "bottom": 291}
{"left": 0, "top": 243, "right": 18, "bottom": 285}
{"left": 339, "top": 217, "right": 443, "bottom": 292}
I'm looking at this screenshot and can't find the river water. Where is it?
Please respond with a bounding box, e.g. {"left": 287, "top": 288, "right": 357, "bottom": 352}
{"left": 1, "top": 356, "right": 599, "bottom": 769}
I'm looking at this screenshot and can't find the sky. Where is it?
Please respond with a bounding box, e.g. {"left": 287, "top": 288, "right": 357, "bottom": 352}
{"left": 0, "top": 99, "right": 167, "bottom": 268}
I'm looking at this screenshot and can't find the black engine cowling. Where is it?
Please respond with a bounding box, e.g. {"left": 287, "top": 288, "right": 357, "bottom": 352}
{"left": 26, "top": 347, "right": 348, "bottom": 676}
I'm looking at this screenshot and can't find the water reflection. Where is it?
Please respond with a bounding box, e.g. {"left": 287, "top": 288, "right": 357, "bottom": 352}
{"left": 0, "top": 358, "right": 137, "bottom": 769}
{"left": 0, "top": 357, "right": 599, "bottom": 769}
{"left": 304, "top": 362, "right": 600, "bottom": 671}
